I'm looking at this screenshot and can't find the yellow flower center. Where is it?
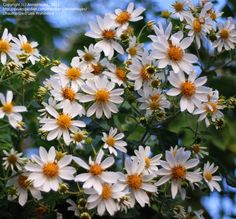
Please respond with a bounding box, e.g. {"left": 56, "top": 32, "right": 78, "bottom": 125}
{"left": 192, "top": 144, "right": 200, "bottom": 153}
{"left": 90, "top": 163, "right": 103, "bottom": 175}
{"left": 101, "top": 183, "right": 112, "bottom": 200}
{"left": 43, "top": 162, "right": 59, "bottom": 178}
{"left": 0, "top": 39, "right": 11, "bottom": 53}
{"left": 2, "top": 102, "right": 14, "bottom": 114}
{"left": 91, "top": 63, "right": 103, "bottom": 75}
{"left": 95, "top": 89, "right": 110, "bottom": 103}
{"left": 115, "top": 11, "right": 131, "bottom": 25}
{"left": 181, "top": 81, "right": 196, "bottom": 96}
{"left": 102, "top": 30, "right": 116, "bottom": 40}
{"left": 172, "top": 165, "right": 186, "bottom": 179}
{"left": 106, "top": 136, "right": 116, "bottom": 147}
{"left": 145, "top": 157, "right": 151, "bottom": 168}
{"left": 220, "top": 28, "right": 229, "bottom": 39}
{"left": 149, "top": 94, "right": 161, "bottom": 110}
{"left": 127, "top": 174, "right": 142, "bottom": 190}
{"left": 62, "top": 87, "right": 76, "bottom": 101}
{"left": 168, "top": 44, "right": 183, "bottom": 61}
{"left": 173, "top": 2, "right": 184, "bottom": 12}
{"left": 140, "top": 65, "right": 155, "bottom": 81}
{"left": 57, "top": 114, "right": 72, "bottom": 129}
{"left": 128, "top": 47, "right": 137, "bottom": 56}
{"left": 18, "top": 175, "right": 29, "bottom": 189}
{"left": 66, "top": 67, "right": 81, "bottom": 81}
{"left": 204, "top": 171, "right": 213, "bottom": 181}
{"left": 7, "top": 154, "right": 17, "bottom": 164}
{"left": 56, "top": 151, "right": 65, "bottom": 160}
{"left": 21, "top": 42, "right": 34, "bottom": 54}
{"left": 115, "top": 68, "right": 126, "bottom": 81}
{"left": 205, "top": 102, "right": 217, "bottom": 113}
{"left": 193, "top": 19, "right": 202, "bottom": 33}
{"left": 83, "top": 53, "right": 94, "bottom": 62}
{"left": 73, "top": 132, "right": 84, "bottom": 142}
{"left": 210, "top": 11, "right": 217, "bottom": 20}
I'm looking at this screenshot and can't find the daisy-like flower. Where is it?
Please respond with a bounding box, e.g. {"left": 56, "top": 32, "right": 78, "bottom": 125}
{"left": 90, "top": 58, "right": 108, "bottom": 77}
{"left": 80, "top": 76, "right": 124, "bottom": 119}
{"left": 0, "top": 90, "right": 27, "bottom": 129}
{"left": 203, "top": 161, "right": 222, "bottom": 192}
{"left": 133, "top": 146, "right": 162, "bottom": 175}
{"left": 13, "top": 34, "right": 40, "bottom": 64}
{"left": 156, "top": 148, "right": 202, "bottom": 199}
{"left": 70, "top": 128, "right": 87, "bottom": 150}
{"left": 25, "top": 146, "right": 76, "bottom": 192}
{"left": 109, "top": 2, "right": 145, "bottom": 29}
{"left": 51, "top": 57, "right": 93, "bottom": 90}
{"left": 66, "top": 199, "right": 80, "bottom": 217}
{"left": 117, "top": 194, "right": 135, "bottom": 213}
{"left": 102, "top": 127, "right": 127, "bottom": 156}
{"left": 118, "top": 158, "right": 157, "bottom": 207}
{"left": 85, "top": 183, "right": 126, "bottom": 216}
{"left": 152, "top": 31, "right": 198, "bottom": 74}
{"left": 149, "top": 22, "right": 172, "bottom": 42}
{"left": 3, "top": 148, "right": 26, "bottom": 171}
{"left": 104, "top": 62, "right": 127, "bottom": 86}
{"left": 213, "top": 17, "right": 236, "bottom": 53}
{"left": 74, "top": 149, "right": 119, "bottom": 194}
{"left": 126, "top": 36, "right": 144, "bottom": 59}
{"left": 0, "top": 28, "right": 19, "bottom": 64}
{"left": 191, "top": 144, "right": 209, "bottom": 159}
{"left": 128, "top": 51, "right": 158, "bottom": 90}
{"left": 166, "top": 71, "right": 210, "bottom": 113}
{"left": 85, "top": 15, "right": 124, "bottom": 60}
{"left": 137, "top": 84, "right": 170, "bottom": 116}
{"left": 193, "top": 90, "right": 224, "bottom": 126}
{"left": 7, "top": 172, "right": 42, "bottom": 206}
{"left": 38, "top": 97, "right": 60, "bottom": 119}
{"left": 171, "top": 1, "right": 191, "bottom": 21}
{"left": 39, "top": 105, "right": 86, "bottom": 145}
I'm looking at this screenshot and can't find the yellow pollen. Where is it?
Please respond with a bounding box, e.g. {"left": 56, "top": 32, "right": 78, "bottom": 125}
{"left": 127, "top": 174, "right": 142, "bottom": 190}
{"left": 90, "top": 163, "right": 103, "bottom": 175}
{"left": 168, "top": 44, "right": 183, "bottom": 61}
{"left": 173, "top": 2, "right": 184, "bottom": 12}
{"left": 95, "top": 89, "right": 110, "bottom": 103}
{"left": 43, "top": 162, "right": 59, "bottom": 178}
{"left": 62, "top": 87, "right": 76, "bottom": 101}
{"left": 205, "top": 102, "right": 217, "bottom": 113}
{"left": 140, "top": 65, "right": 155, "bottom": 81}
{"left": 101, "top": 183, "right": 112, "bottom": 200}
{"left": 83, "top": 53, "right": 94, "bottom": 62}
{"left": 73, "top": 132, "right": 84, "bottom": 142}
{"left": 102, "top": 30, "right": 115, "bottom": 40}
{"left": 192, "top": 144, "right": 200, "bottom": 153}
{"left": 0, "top": 39, "right": 11, "bottom": 53}
{"left": 2, "top": 102, "right": 14, "bottom": 114}
{"left": 149, "top": 94, "right": 161, "bottom": 110}
{"left": 193, "top": 19, "right": 202, "bottom": 33}
{"left": 106, "top": 136, "right": 116, "bottom": 147}
{"left": 21, "top": 42, "right": 33, "bottom": 54}
{"left": 66, "top": 67, "right": 81, "bottom": 80}
{"left": 92, "top": 63, "right": 103, "bottom": 75}
{"left": 145, "top": 157, "right": 151, "bottom": 168}
{"left": 57, "top": 114, "right": 72, "bottom": 129}
{"left": 181, "top": 81, "right": 196, "bottom": 96}
{"left": 128, "top": 47, "right": 137, "bottom": 56}
{"left": 7, "top": 154, "right": 17, "bottom": 164}
{"left": 115, "top": 11, "right": 131, "bottom": 25}
{"left": 220, "top": 28, "right": 229, "bottom": 39}
{"left": 210, "top": 11, "right": 217, "bottom": 20}
{"left": 115, "top": 68, "right": 126, "bottom": 81}
{"left": 204, "top": 171, "right": 213, "bottom": 181}
{"left": 172, "top": 165, "right": 186, "bottom": 179}
{"left": 18, "top": 175, "right": 29, "bottom": 189}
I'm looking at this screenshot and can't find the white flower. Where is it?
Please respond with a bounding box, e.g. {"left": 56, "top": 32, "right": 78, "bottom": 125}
{"left": 66, "top": 199, "right": 80, "bottom": 217}
{"left": 126, "top": 36, "right": 144, "bottom": 59}
{"left": 102, "top": 127, "right": 127, "bottom": 156}
{"left": 39, "top": 105, "right": 86, "bottom": 145}
{"left": 156, "top": 148, "right": 201, "bottom": 199}
{"left": 38, "top": 97, "right": 60, "bottom": 119}
{"left": 85, "top": 15, "right": 124, "bottom": 59}
{"left": 70, "top": 128, "right": 87, "bottom": 150}
{"left": 213, "top": 17, "right": 236, "bottom": 53}
{"left": 149, "top": 22, "right": 172, "bottom": 42}
{"left": 7, "top": 172, "right": 42, "bottom": 206}
{"left": 203, "top": 161, "right": 222, "bottom": 192}
{"left": 137, "top": 84, "right": 170, "bottom": 115}
{"left": 152, "top": 31, "right": 198, "bottom": 74}
{"left": 74, "top": 149, "right": 119, "bottom": 194}
{"left": 0, "top": 90, "right": 27, "bottom": 129}
{"left": 25, "top": 146, "right": 76, "bottom": 192}
{"left": 3, "top": 148, "right": 26, "bottom": 171}
{"left": 0, "top": 28, "right": 19, "bottom": 64}
{"left": 193, "top": 89, "right": 224, "bottom": 126}
{"left": 133, "top": 146, "right": 162, "bottom": 175}
{"left": 191, "top": 144, "right": 209, "bottom": 159}
{"left": 109, "top": 2, "right": 145, "bottom": 29}
{"left": 118, "top": 158, "right": 157, "bottom": 207}
{"left": 128, "top": 51, "right": 158, "bottom": 90}
{"left": 166, "top": 71, "right": 210, "bottom": 113}
{"left": 80, "top": 76, "right": 124, "bottom": 119}
{"left": 13, "top": 34, "right": 40, "bottom": 64}
{"left": 117, "top": 194, "right": 135, "bottom": 213}
{"left": 171, "top": 1, "right": 191, "bottom": 21}
{"left": 85, "top": 183, "right": 125, "bottom": 216}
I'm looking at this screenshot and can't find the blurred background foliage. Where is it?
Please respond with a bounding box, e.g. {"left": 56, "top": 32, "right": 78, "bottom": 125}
{"left": 0, "top": 0, "right": 236, "bottom": 218}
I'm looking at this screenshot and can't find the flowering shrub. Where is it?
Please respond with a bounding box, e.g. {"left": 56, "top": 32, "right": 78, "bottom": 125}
{"left": 0, "top": 1, "right": 236, "bottom": 218}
